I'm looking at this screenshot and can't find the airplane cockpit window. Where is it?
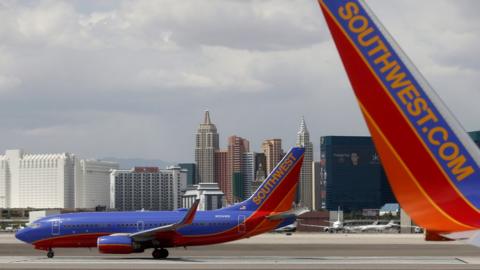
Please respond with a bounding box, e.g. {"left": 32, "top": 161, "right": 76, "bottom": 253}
{"left": 28, "top": 223, "right": 41, "bottom": 228}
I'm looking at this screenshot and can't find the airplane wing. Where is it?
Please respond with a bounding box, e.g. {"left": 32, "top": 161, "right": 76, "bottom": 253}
{"left": 266, "top": 207, "right": 309, "bottom": 221}
{"left": 129, "top": 199, "right": 200, "bottom": 241}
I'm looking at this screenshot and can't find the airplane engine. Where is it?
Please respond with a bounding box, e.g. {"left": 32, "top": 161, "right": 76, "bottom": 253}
{"left": 97, "top": 235, "right": 143, "bottom": 254}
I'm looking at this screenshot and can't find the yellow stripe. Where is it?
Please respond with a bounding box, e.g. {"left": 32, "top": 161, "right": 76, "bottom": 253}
{"left": 320, "top": 0, "right": 480, "bottom": 213}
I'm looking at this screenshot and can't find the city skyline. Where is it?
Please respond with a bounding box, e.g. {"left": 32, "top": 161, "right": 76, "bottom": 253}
{"left": 0, "top": 1, "right": 479, "bottom": 162}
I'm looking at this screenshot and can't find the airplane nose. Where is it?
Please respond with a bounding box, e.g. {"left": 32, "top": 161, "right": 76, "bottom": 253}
{"left": 15, "top": 228, "right": 30, "bottom": 243}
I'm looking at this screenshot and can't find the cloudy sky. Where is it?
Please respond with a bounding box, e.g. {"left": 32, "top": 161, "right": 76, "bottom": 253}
{"left": 0, "top": 0, "right": 479, "bottom": 163}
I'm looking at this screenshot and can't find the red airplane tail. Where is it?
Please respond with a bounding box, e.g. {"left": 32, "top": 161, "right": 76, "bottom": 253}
{"left": 318, "top": 0, "right": 480, "bottom": 233}
{"left": 225, "top": 147, "right": 304, "bottom": 213}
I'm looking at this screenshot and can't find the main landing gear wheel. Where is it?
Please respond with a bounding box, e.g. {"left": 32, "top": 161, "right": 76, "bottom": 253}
{"left": 47, "top": 249, "right": 54, "bottom": 258}
{"left": 152, "top": 248, "right": 169, "bottom": 259}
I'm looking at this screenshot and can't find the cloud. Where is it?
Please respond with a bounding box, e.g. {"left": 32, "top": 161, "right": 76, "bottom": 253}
{"left": 0, "top": 74, "right": 21, "bottom": 92}
{"left": 0, "top": 0, "right": 477, "bottom": 162}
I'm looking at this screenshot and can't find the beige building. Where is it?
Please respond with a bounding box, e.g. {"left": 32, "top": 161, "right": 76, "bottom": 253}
{"left": 214, "top": 150, "right": 229, "bottom": 204}
{"left": 75, "top": 160, "right": 119, "bottom": 208}
{"left": 195, "top": 111, "right": 219, "bottom": 183}
{"left": 262, "top": 138, "right": 283, "bottom": 174}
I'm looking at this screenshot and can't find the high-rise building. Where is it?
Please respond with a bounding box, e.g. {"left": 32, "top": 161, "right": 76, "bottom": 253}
{"left": 321, "top": 132, "right": 480, "bottom": 212}
{"left": 232, "top": 172, "right": 243, "bottom": 202}
{"left": 241, "top": 152, "right": 255, "bottom": 200}
{"left": 254, "top": 153, "right": 266, "bottom": 177}
{"left": 110, "top": 166, "right": 187, "bottom": 211}
{"left": 75, "top": 160, "right": 119, "bottom": 208}
{"left": 0, "top": 157, "right": 6, "bottom": 208}
{"left": 195, "top": 111, "right": 219, "bottom": 183}
{"left": 0, "top": 149, "right": 76, "bottom": 208}
{"left": 262, "top": 139, "right": 282, "bottom": 174}
{"left": 227, "top": 136, "right": 249, "bottom": 203}
{"left": 296, "top": 117, "right": 314, "bottom": 209}
{"left": 312, "top": 161, "right": 324, "bottom": 210}
{"left": 214, "top": 150, "right": 229, "bottom": 203}
{"left": 321, "top": 136, "right": 396, "bottom": 211}
{"left": 468, "top": 131, "right": 480, "bottom": 148}
{"left": 178, "top": 163, "right": 197, "bottom": 186}
{"left": 252, "top": 160, "right": 266, "bottom": 195}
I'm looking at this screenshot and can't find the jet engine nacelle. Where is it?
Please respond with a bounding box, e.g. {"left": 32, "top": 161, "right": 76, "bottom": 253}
{"left": 97, "top": 235, "right": 143, "bottom": 254}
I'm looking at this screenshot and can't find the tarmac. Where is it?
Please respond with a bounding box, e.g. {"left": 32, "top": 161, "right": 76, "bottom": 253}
{"left": 1, "top": 232, "right": 480, "bottom": 269}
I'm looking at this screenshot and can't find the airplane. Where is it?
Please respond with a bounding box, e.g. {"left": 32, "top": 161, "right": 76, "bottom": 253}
{"left": 324, "top": 215, "right": 345, "bottom": 233}
{"left": 301, "top": 218, "right": 398, "bottom": 233}
{"left": 321, "top": 210, "right": 349, "bottom": 233}
{"left": 300, "top": 217, "right": 349, "bottom": 233}
{"left": 15, "top": 147, "right": 305, "bottom": 259}
{"left": 298, "top": 207, "right": 356, "bottom": 233}
{"left": 317, "top": 0, "right": 480, "bottom": 245}
{"left": 297, "top": 207, "right": 357, "bottom": 233}
{"left": 355, "top": 220, "right": 397, "bottom": 232}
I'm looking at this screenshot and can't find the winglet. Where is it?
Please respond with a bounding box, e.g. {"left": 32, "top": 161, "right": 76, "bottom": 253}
{"left": 180, "top": 199, "right": 200, "bottom": 225}
{"left": 129, "top": 199, "right": 200, "bottom": 241}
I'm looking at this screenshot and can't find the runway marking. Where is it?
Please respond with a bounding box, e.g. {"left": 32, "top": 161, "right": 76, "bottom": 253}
{"left": 0, "top": 256, "right": 471, "bottom": 265}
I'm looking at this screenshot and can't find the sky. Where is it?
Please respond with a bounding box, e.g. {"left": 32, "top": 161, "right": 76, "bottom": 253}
{"left": 0, "top": 0, "right": 479, "bottom": 163}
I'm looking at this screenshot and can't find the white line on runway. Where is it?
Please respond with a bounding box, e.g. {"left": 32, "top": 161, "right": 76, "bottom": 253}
{"left": 0, "top": 256, "right": 471, "bottom": 265}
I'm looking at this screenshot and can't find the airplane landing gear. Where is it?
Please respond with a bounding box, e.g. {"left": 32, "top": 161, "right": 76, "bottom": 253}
{"left": 47, "top": 248, "right": 54, "bottom": 258}
{"left": 152, "top": 248, "right": 169, "bottom": 259}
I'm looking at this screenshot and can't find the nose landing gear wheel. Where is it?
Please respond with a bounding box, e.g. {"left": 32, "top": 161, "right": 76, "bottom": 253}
{"left": 152, "top": 248, "right": 169, "bottom": 259}
{"left": 47, "top": 249, "right": 54, "bottom": 258}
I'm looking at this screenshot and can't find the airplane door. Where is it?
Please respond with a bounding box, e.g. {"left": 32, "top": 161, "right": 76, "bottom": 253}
{"left": 137, "top": 221, "right": 144, "bottom": 232}
{"left": 238, "top": 215, "right": 246, "bottom": 234}
{"left": 51, "top": 220, "right": 60, "bottom": 236}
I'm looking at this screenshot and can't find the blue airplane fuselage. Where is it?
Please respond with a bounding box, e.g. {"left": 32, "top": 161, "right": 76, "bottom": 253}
{"left": 16, "top": 208, "right": 293, "bottom": 250}
{"left": 15, "top": 147, "right": 304, "bottom": 257}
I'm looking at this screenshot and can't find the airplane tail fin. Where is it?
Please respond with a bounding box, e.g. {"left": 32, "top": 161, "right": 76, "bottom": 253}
{"left": 225, "top": 147, "right": 304, "bottom": 213}
{"left": 318, "top": 0, "right": 480, "bottom": 232}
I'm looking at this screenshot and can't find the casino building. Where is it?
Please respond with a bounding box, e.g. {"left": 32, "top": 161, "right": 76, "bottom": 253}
{"left": 110, "top": 166, "right": 187, "bottom": 211}
{"left": 322, "top": 132, "right": 480, "bottom": 212}
{"left": 321, "top": 136, "right": 396, "bottom": 212}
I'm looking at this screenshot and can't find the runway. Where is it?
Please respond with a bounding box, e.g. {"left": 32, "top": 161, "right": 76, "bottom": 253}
{"left": 1, "top": 233, "right": 480, "bottom": 269}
